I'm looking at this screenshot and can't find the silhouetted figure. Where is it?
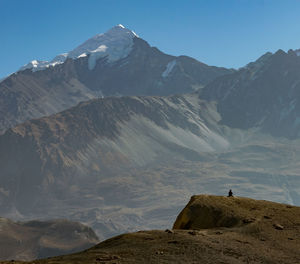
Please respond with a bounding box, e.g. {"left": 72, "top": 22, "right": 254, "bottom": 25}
{"left": 228, "top": 189, "right": 233, "bottom": 197}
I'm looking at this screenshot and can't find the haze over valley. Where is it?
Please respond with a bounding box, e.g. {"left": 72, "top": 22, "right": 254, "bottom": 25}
{"left": 1, "top": 3, "right": 300, "bottom": 261}
{"left": 0, "top": 25, "right": 300, "bottom": 243}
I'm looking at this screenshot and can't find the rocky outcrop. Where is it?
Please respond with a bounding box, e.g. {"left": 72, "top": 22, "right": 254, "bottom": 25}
{"left": 173, "top": 195, "right": 245, "bottom": 229}
{"left": 173, "top": 194, "right": 300, "bottom": 230}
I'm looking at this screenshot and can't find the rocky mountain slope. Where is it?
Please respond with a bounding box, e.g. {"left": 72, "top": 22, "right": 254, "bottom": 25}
{"left": 0, "top": 25, "right": 231, "bottom": 133}
{"left": 201, "top": 49, "right": 300, "bottom": 139}
{"left": 0, "top": 94, "right": 230, "bottom": 237}
{"left": 0, "top": 218, "right": 98, "bottom": 261}
{"left": 2, "top": 195, "right": 299, "bottom": 264}
{"left": 1, "top": 92, "right": 300, "bottom": 240}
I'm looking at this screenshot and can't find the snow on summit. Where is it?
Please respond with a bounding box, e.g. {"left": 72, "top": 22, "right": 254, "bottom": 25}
{"left": 20, "top": 24, "right": 139, "bottom": 72}
{"left": 69, "top": 24, "right": 138, "bottom": 70}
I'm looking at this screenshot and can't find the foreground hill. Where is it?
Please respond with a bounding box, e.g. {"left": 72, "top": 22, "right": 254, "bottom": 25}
{"left": 0, "top": 218, "right": 99, "bottom": 261}
{"left": 2, "top": 195, "right": 299, "bottom": 263}
{"left": 0, "top": 25, "right": 231, "bottom": 132}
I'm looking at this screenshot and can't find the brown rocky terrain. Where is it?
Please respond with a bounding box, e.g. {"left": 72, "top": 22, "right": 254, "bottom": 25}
{"left": 0, "top": 218, "right": 99, "bottom": 261}
{"left": 1, "top": 195, "right": 299, "bottom": 264}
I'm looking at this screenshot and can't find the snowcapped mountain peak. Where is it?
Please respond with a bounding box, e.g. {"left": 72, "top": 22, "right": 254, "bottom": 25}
{"left": 69, "top": 24, "right": 138, "bottom": 58}
{"left": 20, "top": 60, "right": 49, "bottom": 71}
{"left": 19, "top": 24, "right": 139, "bottom": 72}
{"left": 69, "top": 24, "right": 139, "bottom": 70}
{"left": 104, "top": 23, "right": 139, "bottom": 37}
{"left": 118, "top": 24, "right": 138, "bottom": 37}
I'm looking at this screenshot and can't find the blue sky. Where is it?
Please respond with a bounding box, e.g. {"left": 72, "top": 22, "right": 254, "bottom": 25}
{"left": 1, "top": 0, "right": 300, "bottom": 78}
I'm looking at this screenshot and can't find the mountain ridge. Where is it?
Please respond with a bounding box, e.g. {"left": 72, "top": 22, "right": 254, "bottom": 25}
{"left": 201, "top": 48, "right": 300, "bottom": 138}
{"left": 0, "top": 25, "right": 231, "bottom": 133}
{"left": 20, "top": 24, "right": 138, "bottom": 72}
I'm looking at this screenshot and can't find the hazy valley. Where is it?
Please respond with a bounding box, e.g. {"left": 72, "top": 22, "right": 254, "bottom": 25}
{"left": 1, "top": 23, "right": 300, "bottom": 262}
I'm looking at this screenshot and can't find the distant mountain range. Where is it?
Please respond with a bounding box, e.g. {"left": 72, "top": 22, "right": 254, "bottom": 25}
{"left": 0, "top": 25, "right": 231, "bottom": 133}
{"left": 202, "top": 49, "right": 300, "bottom": 138}
{"left": 1, "top": 24, "right": 300, "bottom": 242}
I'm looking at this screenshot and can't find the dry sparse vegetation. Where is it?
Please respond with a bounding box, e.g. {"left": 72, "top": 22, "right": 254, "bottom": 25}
{"left": 1, "top": 195, "right": 299, "bottom": 264}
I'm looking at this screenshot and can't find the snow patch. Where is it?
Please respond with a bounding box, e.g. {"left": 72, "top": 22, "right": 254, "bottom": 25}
{"left": 20, "top": 53, "right": 68, "bottom": 72}
{"left": 78, "top": 53, "right": 87, "bottom": 58}
{"left": 162, "top": 60, "right": 177, "bottom": 78}
{"left": 88, "top": 45, "right": 108, "bottom": 70}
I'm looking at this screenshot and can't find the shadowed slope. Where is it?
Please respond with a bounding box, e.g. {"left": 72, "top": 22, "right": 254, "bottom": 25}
{"left": 201, "top": 49, "right": 300, "bottom": 138}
